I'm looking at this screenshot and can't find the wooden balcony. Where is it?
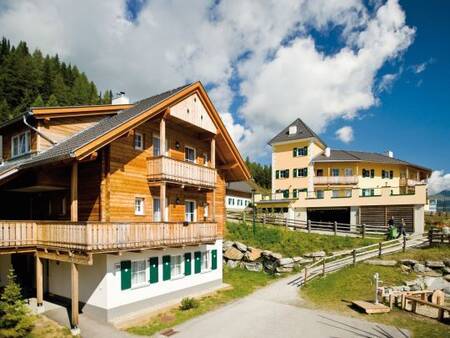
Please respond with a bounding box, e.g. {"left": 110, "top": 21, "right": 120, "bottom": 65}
{"left": 0, "top": 221, "right": 218, "bottom": 252}
{"left": 313, "top": 176, "right": 358, "bottom": 185}
{"left": 147, "top": 156, "right": 216, "bottom": 188}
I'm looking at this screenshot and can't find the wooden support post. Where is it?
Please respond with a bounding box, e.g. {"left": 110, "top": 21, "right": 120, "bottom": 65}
{"left": 211, "top": 137, "right": 216, "bottom": 169}
{"left": 212, "top": 189, "right": 216, "bottom": 222}
{"left": 322, "top": 259, "right": 326, "bottom": 276}
{"left": 71, "top": 262, "right": 79, "bottom": 331}
{"left": 308, "top": 220, "right": 311, "bottom": 233}
{"left": 362, "top": 223, "right": 366, "bottom": 239}
{"left": 352, "top": 249, "right": 356, "bottom": 266}
{"left": 160, "top": 182, "right": 166, "bottom": 222}
{"left": 334, "top": 221, "right": 337, "bottom": 235}
{"left": 438, "top": 308, "right": 444, "bottom": 321}
{"left": 70, "top": 161, "right": 78, "bottom": 222}
{"left": 411, "top": 299, "right": 417, "bottom": 313}
{"left": 36, "top": 255, "right": 43, "bottom": 308}
{"left": 378, "top": 242, "right": 382, "bottom": 257}
{"left": 304, "top": 267, "right": 308, "bottom": 285}
{"left": 403, "top": 236, "right": 406, "bottom": 252}
{"left": 160, "top": 117, "right": 166, "bottom": 156}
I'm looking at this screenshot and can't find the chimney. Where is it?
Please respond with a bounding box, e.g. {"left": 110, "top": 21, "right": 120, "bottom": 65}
{"left": 386, "top": 150, "right": 394, "bottom": 158}
{"left": 324, "top": 147, "right": 331, "bottom": 157}
{"left": 112, "top": 92, "right": 130, "bottom": 105}
{"left": 288, "top": 125, "right": 297, "bottom": 135}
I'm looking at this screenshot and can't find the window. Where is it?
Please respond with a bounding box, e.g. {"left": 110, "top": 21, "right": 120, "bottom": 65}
{"left": 245, "top": 200, "right": 249, "bottom": 206}
{"left": 11, "top": 131, "right": 30, "bottom": 158}
{"left": 293, "top": 168, "right": 308, "bottom": 177}
{"left": 362, "top": 169, "right": 374, "bottom": 178}
{"left": 203, "top": 152, "right": 208, "bottom": 166}
{"left": 153, "top": 198, "right": 160, "bottom": 221}
{"left": 204, "top": 204, "right": 208, "bottom": 218}
{"left": 171, "top": 255, "right": 183, "bottom": 278}
{"left": 227, "top": 197, "right": 235, "bottom": 206}
{"left": 345, "top": 189, "right": 352, "bottom": 197}
{"left": 370, "top": 169, "right": 375, "bottom": 178}
{"left": 202, "top": 251, "right": 210, "bottom": 271}
{"left": 135, "top": 197, "right": 145, "bottom": 215}
{"left": 316, "top": 190, "right": 324, "bottom": 199}
{"left": 362, "top": 188, "right": 375, "bottom": 197}
{"left": 282, "top": 190, "right": 289, "bottom": 198}
{"left": 332, "top": 190, "right": 339, "bottom": 198}
{"left": 134, "top": 132, "right": 144, "bottom": 150}
{"left": 331, "top": 168, "right": 340, "bottom": 176}
{"left": 153, "top": 135, "right": 160, "bottom": 156}
{"left": 185, "top": 146, "right": 196, "bottom": 163}
{"left": 382, "top": 170, "right": 394, "bottom": 179}
{"left": 344, "top": 168, "right": 353, "bottom": 176}
{"left": 237, "top": 199, "right": 243, "bottom": 206}
{"left": 316, "top": 169, "right": 323, "bottom": 176}
{"left": 293, "top": 146, "right": 308, "bottom": 157}
{"left": 276, "top": 169, "right": 289, "bottom": 179}
{"left": 185, "top": 200, "right": 196, "bottom": 222}
{"left": 131, "top": 260, "right": 146, "bottom": 287}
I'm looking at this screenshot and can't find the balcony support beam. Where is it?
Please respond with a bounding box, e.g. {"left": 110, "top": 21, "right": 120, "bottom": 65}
{"left": 70, "top": 161, "right": 78, "bottom": 222}
{"left": 71, "top": 262, "right": 79, "bottom": 333}
{"left": 211, "top": 137, "right": 215, "bottom": 168}
{"left": 35, "top": 255, "right": 43, "bottom": 309}
{"left": 160, "top": 117, "right": 166, "bottom": 156}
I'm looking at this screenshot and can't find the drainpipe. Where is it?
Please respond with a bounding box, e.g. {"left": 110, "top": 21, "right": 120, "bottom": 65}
{"left": 23, "top": 112, "right": 56, "bottom": 145}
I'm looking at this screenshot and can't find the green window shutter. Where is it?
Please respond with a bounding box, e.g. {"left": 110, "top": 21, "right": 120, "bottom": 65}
{"left": 304, "top": 168, "right": 308, "bottom": 176}
{"left": 194, "top": 251, "right": 201, "bottom": 274}
{"left": 304, "top": 146, "right": 308, "bottom": 156}
{"left": 211, "top": 249, "right": 218, "bottom": 270}
{"left": 293, "top": 168, "right": 297, "bottom": 178}
{"left": 149, "top": 257, "right": 159, "bottom": 284}
{"left": 285, "top": 169, "right": 289, "bottom": 178}
{"left": 275, "top": 170, "right": 279, "bottom": 179}
{"left": 184, "top": 253, "right": 192, "bottom": 276}
{"left": 293, "top": 148, "right": 297, "bottom": 157}
{"left": 121, "top": 260, "right": 131, "bottom": 290}
{"left": 163, "top": 255, "right": 171, "bottom": 281}
{"left": 370, "top": 169, "right": 375, "bottom": 178}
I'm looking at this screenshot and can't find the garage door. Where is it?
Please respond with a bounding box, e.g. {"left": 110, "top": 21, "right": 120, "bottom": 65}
{"left": 307, "top": 208, "right": 350, "bottom": 224}
{"left": 360, "top": 205, "right": 414, "bottom": 232}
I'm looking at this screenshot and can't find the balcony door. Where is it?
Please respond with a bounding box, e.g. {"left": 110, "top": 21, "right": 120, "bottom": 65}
{"left": 185, "top": 200, "right": 196, "bottom": 222}
{"left": 153, "top": 197, "right": 168, "bottom": 222}
{"left": 153, "top": 134, "right": 169, "bottom": 156}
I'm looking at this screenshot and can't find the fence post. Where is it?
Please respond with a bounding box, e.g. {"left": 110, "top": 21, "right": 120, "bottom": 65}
{"left": 352, "top": 249, "right": 356, "bottom": 266}
{"left": 243, "top": 211, "right": 246, "bottom": 224}
{"left": 285, "top": 217, "right": 288, "bottom": 228}
{"left": 263, "top": 214, "right": 266, "bottom": 225}
{"left": 334, "top": 221, "right": 337, "bottom": 235}
{"left": 403, "top": 236, "right": 406, "bottom": 252}
{"left": 322, "top": 259, "right": 326, "bottom": 276}
{"left": 362, "top": 223, "right": 366, "bottom": 239}
{"left": 304, "top": 266, "right": 308, "bottom": 285}
{"left": 428, "top": 228, "right": 432, "bottom": 246}
{"left": 307, "top": 220, "right": 311, "bottom": 233}
{"left": 378, "top": 242, "right": 382, "bottom": 257}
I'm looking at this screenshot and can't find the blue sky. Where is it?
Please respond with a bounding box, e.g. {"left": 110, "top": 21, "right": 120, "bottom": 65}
{"left": 0, "top": 0, "right": 449, "bottom": 191}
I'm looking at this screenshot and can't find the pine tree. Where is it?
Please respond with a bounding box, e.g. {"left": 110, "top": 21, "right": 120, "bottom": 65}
{"left": 0, "top": 99, "right": 10, "bottom": 122}
{"left": 46, "top": 94, "right": 58, "bottom": 106}
{"left": 0, "top": 268, "right": 34, "bottom": 338}
{"left": 31, "top": 94, "right": 44, "bottom": 107}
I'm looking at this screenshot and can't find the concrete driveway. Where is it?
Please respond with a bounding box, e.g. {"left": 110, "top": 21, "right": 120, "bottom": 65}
{"left": 163, "top": 275, "right": 409, "bottom": 338}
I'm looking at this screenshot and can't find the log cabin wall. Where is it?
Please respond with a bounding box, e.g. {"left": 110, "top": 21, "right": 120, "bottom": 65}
{"left": 78, "top": 156, "right": 102, "bottom": 221}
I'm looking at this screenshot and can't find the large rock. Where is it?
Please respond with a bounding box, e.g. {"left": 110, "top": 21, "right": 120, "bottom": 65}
{"left": 400, "top": 259, "right": 418, "bottom": 266}
{"left": 244, "top": 247, "right": 262, "bottom": 262}
{"left": 443, "top": 286, "right": 450, "bottom": 296}
{"left": 226, "top": 260, "right": 240, "bottom": 269}
{"left": 425, "top": 261, "right": 445, "bottom": 269}
{"left": 261, "top": 250, "right": 273, "bottom": 257}
{"left": 243, "top": 262, "right": 263, "bottom": 272}
{"left": 444, "top": 274, "right": 450, "bottom": 282}
{"left": 223, "top": 247, "right": 244, "bottom": 261}
{"left": 292, "top": 256, "right": 304, "bottom": 263}
{"left": 400, "top": 264, "right": 412, "bottom": 273}
{"left": 424, "top": 276, "right": 450, "bottom": 291}
{"left": 304, "top": 251, "right": 326, "bottom": 258}
{"left": 444, "top": 259, "right": 450, "bottom": 267}
{"left": 442, "top": 267, "right": 450, "bottom": 274}
{"left": 276, "top": 266, "right": 293, "bottom": 273}
{"left": 271, "top": 252, "right": 283, "bottom": 260}
{"left": 295, "top": 258, "right": 314, "bottom": 265}
{"left": 365, "top": 259, "right": 397, "bottom": 266}
{"left": 234, "top": 241, "right": 248, "bottom": 253}
{"left": 413, "top": 263, "right": 431, "bottom": 273}
{"left": 278, "top": 258, "right": 295, "bottom": 266}
{"left": 223, "top": 240, "right": 234, "bottom": 251}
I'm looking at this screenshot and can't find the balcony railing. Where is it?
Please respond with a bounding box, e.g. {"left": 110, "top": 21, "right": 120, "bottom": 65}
{"left": 0, "top": 221, "right": 218, "bottom": 251}
{"left": 313, "top": 176, "right": 358, "bottom": 185}
{"left": 147, "top": 156, "right": 216, "bottom": 188}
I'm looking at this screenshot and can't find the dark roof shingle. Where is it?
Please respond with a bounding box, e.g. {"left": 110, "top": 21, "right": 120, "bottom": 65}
{"left": 269, "top": 118, "right": 326, "bottom": 146}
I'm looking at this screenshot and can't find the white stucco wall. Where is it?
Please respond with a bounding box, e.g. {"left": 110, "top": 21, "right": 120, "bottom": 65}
{"left": 414, "top": 205, "right": 425, "bottom": 234}
{"left": 226, "top": 194, "right": 251, "bottom": 210}
{"left": 0, "top": 254, "right": 11, "bottom": 287}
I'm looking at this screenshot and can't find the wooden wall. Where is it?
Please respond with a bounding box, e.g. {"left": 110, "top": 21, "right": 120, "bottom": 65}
{"left": 78, "top": 157, "right": 102, "bottom": 221}
{"left": 0, "top": 121, "right": 37, "bottom": 161}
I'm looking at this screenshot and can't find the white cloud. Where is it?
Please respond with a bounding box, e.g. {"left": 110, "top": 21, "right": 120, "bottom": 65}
{"left": 377, "top": 71, "right": 400, "bottom": 93}
{"left": 0, "top": 0, "right": 414, "bottom": 160}
{"left": 335, "top": 126, "right": 354, "bottom": 143}
{"left": 428, "top": 170, "right": 450, "bottom": 195}
{"left": 411, "top": 58, "right": 434, "bottom": 74}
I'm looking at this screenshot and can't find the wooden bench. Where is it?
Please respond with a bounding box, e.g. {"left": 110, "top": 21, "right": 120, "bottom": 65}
{"left": 404, "top": 294, "right": 450, "bottom": 321}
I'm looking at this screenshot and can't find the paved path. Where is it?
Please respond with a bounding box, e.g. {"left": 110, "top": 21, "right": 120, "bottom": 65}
{"left": 162, "top": 275, "right": 410, "bottom": 338}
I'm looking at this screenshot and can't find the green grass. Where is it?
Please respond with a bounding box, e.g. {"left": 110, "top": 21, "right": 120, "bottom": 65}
{"left": 225, "top": 221, "right": 378, "bottom": 257}
{"left": 302, "top": 249, "right": 450, "bottom": 338}
{"left": 26, "top": 315, "right": 72, "bottom": 338}
{"left": 127, "top": 267, "right": 277, "bottom": 336}
{"left": 381, "top": 244, "right": 450, "bottom": 262}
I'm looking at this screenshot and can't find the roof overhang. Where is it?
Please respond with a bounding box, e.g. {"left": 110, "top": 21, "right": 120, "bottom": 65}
{"left": 30, "top": 104, "right": 134, "bottom": 119}
{"left": 270, "top": 137, "right": 326, "bottom": 149}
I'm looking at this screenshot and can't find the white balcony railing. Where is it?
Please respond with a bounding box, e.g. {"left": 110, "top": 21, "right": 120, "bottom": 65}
{"left": 313, "top": 176, "right": 359, "bottom": 185}
{"left": 147, "top": 156, "right": 216, "bottom": 188}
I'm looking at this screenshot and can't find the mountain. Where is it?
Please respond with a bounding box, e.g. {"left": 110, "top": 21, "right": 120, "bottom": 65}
{"left": 0, "top": 37, "right": 112, "bottom": 122}
{"left": 430, "top": 190, "right": 450, "bottom": 200}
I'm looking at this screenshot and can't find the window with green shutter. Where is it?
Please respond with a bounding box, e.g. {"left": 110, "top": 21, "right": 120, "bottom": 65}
{"left": 149, "top": 257, "right": 158, "bottom": 284}
{"left": 121, "top": 260, "right": 131, "bottom": 290}
{"left": 293, "top": 148, "right": 297, "bottom": 157}
{"left": 211, "top": 249, "right": 218, "bottom": 270}
{"left": 184, "top": 253, "right": 192, "bottom": 276}
{"left": 194, "top": 251, "right": 201, "bottom": 274}
{"left": 275, "top": 170, "right": 279, "bottom": 179}
{"left": 293, "top": 168, "right": 297, "bottom": 177}
{"left": 163, "top": 255, "right": 171, "bottom": 281}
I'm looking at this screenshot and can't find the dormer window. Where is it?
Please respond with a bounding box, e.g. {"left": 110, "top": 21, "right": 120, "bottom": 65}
{"left": 288, "top": 125, "right": 297, "bottom": 135}
{"left": 11, "top": 131, "right": 31, "bottom": 158}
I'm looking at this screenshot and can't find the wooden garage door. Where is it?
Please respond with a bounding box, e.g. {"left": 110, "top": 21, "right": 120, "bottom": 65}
{"left": 360, "top": 205, "right": 414, "bottom": 232}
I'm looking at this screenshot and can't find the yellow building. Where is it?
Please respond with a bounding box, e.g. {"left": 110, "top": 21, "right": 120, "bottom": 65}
{"left": 255, "top": 118, "right": 431, "bottom": 234}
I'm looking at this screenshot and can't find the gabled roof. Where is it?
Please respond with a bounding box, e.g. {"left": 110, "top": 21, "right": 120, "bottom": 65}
{"left": 0, "top": 82, "right": 251, "bottom": 182}
{"left": 269, "top": 118, "right": 326, "bottom": 147}
{"left": 226, "top": 180, "right": 258, "bottom": 194}
{"left": 313, "top": 149, "right": 431, "bottom": 172}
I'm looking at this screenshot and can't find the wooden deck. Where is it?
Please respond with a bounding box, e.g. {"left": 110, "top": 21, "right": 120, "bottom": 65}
{"left": 0, "top": 221, "right": 218, "bottom": 252}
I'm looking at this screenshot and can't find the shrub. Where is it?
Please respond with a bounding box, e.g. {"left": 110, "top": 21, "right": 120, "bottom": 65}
{"left": 179, "top": 297, "right": 199, "bottom": 311}
{"left": 0, "top": 268, "right": 35, "bottom": 338}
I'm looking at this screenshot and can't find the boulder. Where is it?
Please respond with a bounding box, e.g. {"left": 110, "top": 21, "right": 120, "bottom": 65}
{"left": 244, "top": 248, "right": 262, "bottom": 262}
{"left": 223, "top": 240, "right": 234, "bottom": 251}
{"left": 413, "top": 263, "right": 431, "bottom": 273}
{"left": 421, "top": 270, "right": 443, "bottom": 277}
{"left": 424, "top": 276, "right": 450, "bottom": 290}
{"left": 304, "top": 251, "right": 326, "bottom": 258}
{"left": 425, "top": 261, "right": 445, "bottom": 269}
{"left": 234, "top": 241, "right": 248, "bottom": 252}
{"left": 223, "top": 247, "right": 244, "bottom": 261}
{"left": 400, "top": 264, "right": 412, "bottom": 273}
{"left": 295, "top": 258, "right": 314, "bottom": 265}
{"left": 410, "top": 284, "right": 422, "bottom": 291}
{"left": 365, "top": 259, "right": 397, "bottom": 267}
{"left": 442, "top": 267, "right": 450, "bottom": 274}
{"left": 443, "top": 286, "right": 450, "bottom": 296}
{"left": 444, "top": 274, "right": 450, "bottom": 282}
{"left": 271, "top": 252, "right": 283, "bottom": 260}
{"left": 292, "top": 256, "right": 304, "bottom": 263}
{"left": 400, "top": 259, "right": 418, "bottom": 266}
{"left": 243, "top": 262, "right": 263, "bottom": 272}
{"left": 278, "top": 258, "right": 295, "bottom": 266}
{"left": 227, "top": 260, "right": 240, "bottom": 269}
{"left": 261, "top": 250, "right": 273, "bottom": 257}
{"left": 276, "top": 266, "right": 293, "bottom": 273}
{"left": 444, "top": 259, "right": 450, "bottom": 267}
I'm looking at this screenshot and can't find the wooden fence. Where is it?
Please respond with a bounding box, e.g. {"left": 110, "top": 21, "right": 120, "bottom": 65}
{"left": 227, "top": 211, "right": 387, "bottom": 238}
{"left": 428, "top": 227, "right": 450, "bottom": 245}
{"left": 288, "top": 234, "right": 428, "bottom": 288}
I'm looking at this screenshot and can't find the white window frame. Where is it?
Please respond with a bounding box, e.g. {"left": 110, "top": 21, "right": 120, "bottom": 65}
{"left": 171, "top": 255, "right": 183, "bottom": 279}
{"left": 131, "top": 260, "right": 147, "bottom": 288}
{"left": 184, "top": 145, "right": 196, "bottom": 163}
{"left": 201, "top": 251, "right": 211, "bottom": 272}
{"left": 331, "top": 168, "right": 340, "bottom": 177}
{"left": 153, "top": 197, "right": 161, "bottom": 221}
{"left": 134, "top": 132, "right": 144, "bottom": 150}
{"left": 332, "top": 190, "right": 339, "bottom": 198}
{"left": 344, "top": 168, "right": 353, "bottom": 176}
{"left": 135, "top": 197, "right": 145, "bottom": 216}
{"left": 11, "top": 131, "right": 31, "bottom": 158}
{"left": 185, "top": 200, "right": 197, "bottom": 222}
{"left": 153, "top": 134, "right": 161, "bottom": 156}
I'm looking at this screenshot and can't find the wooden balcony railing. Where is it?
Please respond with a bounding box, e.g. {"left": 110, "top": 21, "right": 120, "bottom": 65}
{"left": 0, "top": 221, "right": 218, "bottom": 251}
{"left": 313, "top": 176, "right": 359, "bottom": 185}
{"left": 147, "top": 156, "right": 216, "bottom": 188}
